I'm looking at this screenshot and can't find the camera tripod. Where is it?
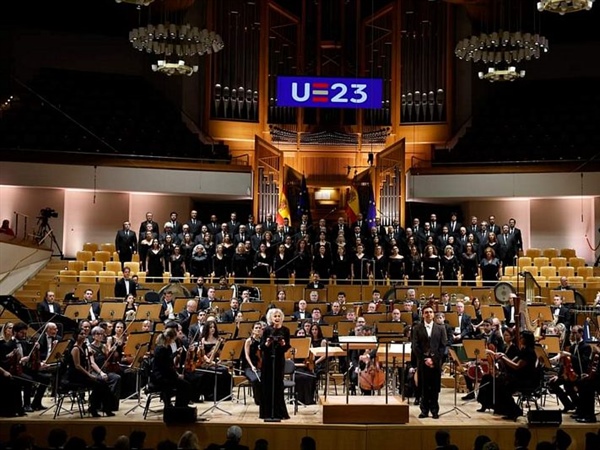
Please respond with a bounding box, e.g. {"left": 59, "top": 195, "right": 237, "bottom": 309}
{"left": 35, "top": 218, "right": 64, "bottom": 258}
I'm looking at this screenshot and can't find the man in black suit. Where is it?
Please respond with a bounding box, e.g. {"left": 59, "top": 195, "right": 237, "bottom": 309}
{"left": 197, "top": 287, "right": 216, "bottom": 311}
{"left": 190, "top": 276, "right": 207, "bottom": 298}
{"left": 261, "top": 213, "right": 276, "bottom": 234}
{"left": 205, "top": 425, "right": 249, "bottom": 450}
{"left": 429, "top": 213, "right": 442, "bottom": 237}
{"left": 551, "top": 295, "right": 571, "bottom": 330}
{"left": 234, "top": 224, "right": 249, "bottom": 246}
{"left": 207, "top": 214, "right": 220, "bottom": 236}
{"left": 503, "top": 295, "right": 517, "bottom": 327}
{"left": 115, "top": 221, "right": 137, "bottom": 267}
{"left": 498, "top": 224, "right": 518, "bottom": 269}
{"left": 168, "top": 211, "right": 182, "bottom": 235}
{"left": 488, "top": 215, "right": 501, "bottom": 236}
{"left": 82, "top": 288, "right": 101, "bottom": 326}
{"left": 351, "top": 213, "right": 369, "bottom": 237}
{"left": 306, "top": 272, "right": 325, "bottom": 290}
{"left": 412, "top": 304, "right": 447, "bottom": 418}
{"left": 452, "top": 301, "right": 473, "bottom": 343}
{"left": 159, "top": 291, "right": 176, "bottom": 323}
{"left": 177, "top": 299, "right": 197, "bottom": 336}
{"left": 220, "top": 298, "right": 240, "bottom": 323}
{"left": 508, "top": 218, "right": 523, "bottom": 254}
{"left": 38, "top": 322, "right": 61, "bottom": 363}
{"left": 186, "top": 209, "right": 202, "bottom": 238}
{"left": 114, "top": 267, "right": 136, "bottom": 298}
{"left": 292, "top": 299, "right": 309, "bottom": 321}
{"left": 37, "top": 291, "right": 62, "bottom": 318}
{"left": 138, "top": 212, "right": 159, "bottom": 237}
{"left": 228, "top": 212, "right": 241, "bottom": 235}
{"left": 445, "top": 212, "right": 462, "bottom": 237}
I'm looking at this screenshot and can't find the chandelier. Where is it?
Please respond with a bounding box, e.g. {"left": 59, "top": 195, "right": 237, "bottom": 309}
{"left": 537, "top": 0, "right": 595, "bottom": 14}
{"left": 115, "top": 0, "right": 155, "bottom": 6}
{"left": 129, "top": 24, "right": 224, "bottom": 76}
{"left": 478, "top": 67, "right": 526, "bottom": 82}
{"left": 455, "top": 31, "right": 548, "bottom": 66}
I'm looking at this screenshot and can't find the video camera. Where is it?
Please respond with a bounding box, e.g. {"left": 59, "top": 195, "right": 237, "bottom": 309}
{"left": 38, "top": 207, "right": 59, "bottom": 220}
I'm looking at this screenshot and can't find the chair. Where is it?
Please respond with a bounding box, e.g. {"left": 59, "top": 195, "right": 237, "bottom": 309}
{"left": 577, "top": 266, "right": 593, "bottom": 278}
{"left": 542, "top": 248, "right": 559, "bottom": 259}
{"left": 522, "top": 266, "right": 539, "bottom": 276}
{"left": 558, "top": 267, "right": 575, "bottom": 278}
{"left": 162, "top": 272, "right": 171, "bottom": 283}
{"left": 52, "top": 382, "right": 89, "bottom": 419}
{"left": 67, "top": 260, "right": 85, "bottom": 273}
{"left": 550, "top": 257, "right": 567, "bottom": 268}
{"left": 283, "top": 358, "right": 298, "bottom": 415}
{"left": 94, "top": 250, "right": 111, "bottom": 264}
{"left": 525, "top": 248, "right": 542, "bottom": 258}
{"left": 567, "top": 276, "right": 584, "bottom": 289}
{"left": 98, "top": 271, "right": 116, "bottom": 283}
{"left": 76, "top": 250, "right": 94, "bottom": 263}
{"left": 533, "top": 257, "right": 549, "bottom": 268}
{"left": 124, "top": 261, "right": 140, "bottom": 274}
{"left": 547, "top": 276, "right": 562, "bottom": 288}
{"left": 504, "top": 266, "right": 518, "bottom": 276}
{"left": 518, "top": 257, "right": 532, "bottom": 268}
{"left": 100, "top": 243, "right": 116, "bottom": 253}
{"left": 136, "top": 272, "right": 147, "bottom": 283}
{"left": 586, "top": 277, "right": 600, "bottom": 289}
{"left": 79, "top": 270, "right": 97, "bottom": 283}
{"left": 516, "top": 365, "right": 545, "bottom": 414}
{"left": 560, "top": 248, "right": 576, "bottom": 259}
{"left": 86, "top": 261, "right": 104, "bottom": 273}
{"left": 142, "top": 382, "right": 172, "bottom": 419}
{"left": 235, "top": 376, "right": 253, "bottom": 405}
{"left": 105, "top": 261, "right": 122, "bottom": 273}
{"left": 112, "top": 252, "right": 120, "bottom": 262}
{"left": 540, "top": 266, "right": 557, "bottom": 278}
{"left": 533, "top": 276, "right": 547, "bottom": 287}
{"left": 569, "top": 257, "right": 586, "bottom": 269}
{"left": 132, "top": 253, "right": 140, "bottom": 262}
{"left": 58, "top": 270, "right": 78, "bottom": 282}
{"left": 82, "top": 242, "right": 99, "bottom": 253}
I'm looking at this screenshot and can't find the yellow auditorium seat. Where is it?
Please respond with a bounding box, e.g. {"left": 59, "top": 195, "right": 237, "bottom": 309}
{"left": 123, "top": 261, "right": 140, "bottom": 274}
{"left": 79, "top": 270, "right": 97, "bottom": 283}
{"left": 525, "top": 248, "right": 541, "bottom": 258}
{"left": 504, "top": 266, "right": 517, "bottom": 276}
{"left": 100, "top": 243, "right": 116, "bottom": 254}
{"left": 94, "top": 251, "right": 111, "bottom": 264}
{"left": 83, "top": 242, "right": 99, "bottom": 253}
{"left": 136, "top": 272, "right": 146, "bottom": 283}
{"left": 522, "top": 266, "right": 539, "bottom": 276}
{"left": 534, "top": 276, "right": 547, "bottom": 287}
{"left": 550, "top": 257, "right": 567, "bottom": 268}
{"left": 86, "top": 261, "right": 104, "bottom": 273}
{"left": 162, "top": 272, "right": 171, "bottom": 283}
{"left": 585, "top": 277, "right": 600, "bottom": 289}
{"left": 112, "top": 252, "right": 120, "bottom": 262}
{"left": 518, "top": 257, "right": 532, "bottom": 268}
{"left": 98, "top": 271, "right": 116, "bottom": 283}
{"left": 540, "top": 266, "right": 557, "bottom": 278}
{"left": 567, "top": 276, "right": 584, "bottom": 289}
{"left": 76, "top": 250, "right": 93, "bottom": 263}
{"left": 547, "top": 276, "right": 562, "bottom": 288}
{"left": 105, "top": 261, "right": 122, "bottom": 273}
{"left": 132, "top": 253, "right": 140, "bottom": 262}
{"left": 560, "top": 248, "right": 576, "bottom": 259}
{"left": 67, "top": 260, "right": 85, "bottom": 273}
{"left": 58, "top": 270, "right": 78, "bottom": 282}
{"left": 577, "top": 266, "right": 593, "bottom": 278}
{"left": 533, "top": 257, "right": 549, "bottom": 268}
{"left": 542, "top": 248, "right": 559, "bottom": 259}
{"left": 569, "top": 257, "right": 586, "bottom": 269}
{"left": 558, "top": 266, "right": 575, "bottom": 278}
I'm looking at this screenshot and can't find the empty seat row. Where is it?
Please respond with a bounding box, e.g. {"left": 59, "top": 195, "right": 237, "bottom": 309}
{"left": 506, "top": 265, "right": 594, "bottom": 278}
{"left": 500, "top": 275, "right": 600, "bottom": 289}
{"left": 517, "top": 256, "right": 586, "bottom": 269}
{"left": 524, "top": 248, "right": 577, "bottom": 258}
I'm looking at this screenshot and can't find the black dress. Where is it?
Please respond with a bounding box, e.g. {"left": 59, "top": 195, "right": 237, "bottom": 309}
{"left": 243, "top": 338, "right": 262, "bottom": 405}
{"left": 231, "top": 252, "right": 250, "bottom": 283}
{"left": 253, "top": 252, "right": 272, "bottom": 284}
{"left": 169, "top": 255, "right": 185, "bottom": 280}
{"left": 480, "top": 258, "right": 501, "bottom": 284}
{"left": 259, "top": 325, "right": 291, "bottom": 419}
{"left": 293, "top": 250, "right": 312, "bottom": 283}
{"left": 146, "top": 249, "right": 164, "bottom": 282}
{"left": 422, "top": 255, "right": 441, "bottom": 285}
{"left": 440, "top": 255, "right": 459, "bottom": 282}
{"left": 331, "top": 254, "right": 352, "bottom": 284}
{"left": 372, "top": 255, "right": 387, "bottom": 281}
{"left": 272, "top": 253, "right": 292, "bottom": 284}
{"left": 460, "top": 252, "right": 479, "bottom": 284}
{"left": 387, "top": 256, "right": 405, "bottom": 282}
{"left": 212, "top": 254, "right": 230, "bottom": 278}
{"left": 199, "top": 342, "right": 232, "bottom": 401}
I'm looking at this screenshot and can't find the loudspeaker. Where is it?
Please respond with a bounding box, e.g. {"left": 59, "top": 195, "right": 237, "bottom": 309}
{"left": 163, "top": 406, "right": 197, "bottom": 424}
{"left": 527, "top": 409, "right": 562, "bottom": 427}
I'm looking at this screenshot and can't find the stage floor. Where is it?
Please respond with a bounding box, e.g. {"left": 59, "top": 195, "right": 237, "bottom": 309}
{"left": 1, "top": 388, "right": 598, "bottom": 450}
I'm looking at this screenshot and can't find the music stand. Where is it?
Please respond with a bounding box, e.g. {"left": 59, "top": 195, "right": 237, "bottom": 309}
{"left": 218, "top": 323, "right": 237, "bottom": 339}
{"left": 376, "top": 338, "right": 410, "bottom": 400}
{"left": 400, "top": 312, "right": 414, "bottom": 325}
{"left": 64, "top": 303, "right": 92, "bottom": 322}
{"left": 551, "top": 290, "right": 575, "bottom": 305}
{"left": 74, "top": 284, "right": 100, "bottom": 299}
{"left": 461, "top": 338, "right": 488, "bottom": 404}
{"left": 198, "top": 339, "right": 239, "bottom": 416}
{"left": 136, "top": 304, "right": 162, "bottom": 322}
{"left": 336, "top": 321, "right": 355, "bottom": 337}
{"left": 480, "top": 305, "right": 504, "bottom": 320}
{"left": 39, "top": 339, "right": 72, "bottom": 416}
{"left": 218, "top": 338, "right": 246, "bottom": 404}
{"left": 376, "top": 321, "right": 405, "bottom": 336}
{"left": 237, "top": 321, "right": 255, "bottom": 339}
{"left": 124, "top": 342, "right": 151, "bottom": 415}
{"left": 538, "top": 335, "right": 560, "bottom": 355}
{"left": 528, "top": 306, "right": 553, "bottom": 328}
{"left": 100, "top": 302, "right": 126, "bottom": 322}
{"left": 440, "top": 347, "right": 470, "bottom": 418}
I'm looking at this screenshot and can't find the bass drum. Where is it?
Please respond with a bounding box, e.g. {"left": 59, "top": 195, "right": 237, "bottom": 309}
{"left": 157, "top": 282, "right": 192, "bottom": 298}
{"left": 493, "top": 282, "right": 515, "bottom": 305}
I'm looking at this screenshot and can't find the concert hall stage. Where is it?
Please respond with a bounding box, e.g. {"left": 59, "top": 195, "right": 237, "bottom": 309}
{"left": 1, "top": 389, "right": 598, "bottom": 450}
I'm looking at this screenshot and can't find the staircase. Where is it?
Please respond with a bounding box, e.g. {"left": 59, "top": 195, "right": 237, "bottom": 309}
{"left": 12, "top": 257, "right": 66, "bottom": 310}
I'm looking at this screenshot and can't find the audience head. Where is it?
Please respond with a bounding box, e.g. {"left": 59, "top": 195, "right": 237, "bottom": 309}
{"left": 515, "top": 427, "right": 532, "bottom": 448}
{"left": 254, "top": 438, "right": 269, "bottom": 450}
{"left": 226, "top": 425, "right": 243, "bottom": 443}
{"left": 300, "top": 436, "right": 316, "bottom": 450}
{"left": 12, "top": 434, "right": 35, "bottom": 450}
{"left": 156, "top": 440, "right": 178, "bottom": 450}
{"left": 91, "top": 425, "right": 107, "bottom": 444}
{"left": 47, "top": 428, "right": 68, "bottom": 449}
{"left": 114, "top": 435, "right": 130, "bottom": 450}
{"left": 435, "top": 430, "right": 451, "bottom": 446}
{"left": 553, "top": 429, "right": 572, "bottom": 450}
{"left": 64, "top": 437, "right": 87, "bottom": 450}
{"left": 129, "top": 430, "right": 146, "bottom": 449}
{"left": 177, "top": 430, "right": 200, "bottom": 450}
{"left": 473, "top": 435, "right": 491, "bottom": 450}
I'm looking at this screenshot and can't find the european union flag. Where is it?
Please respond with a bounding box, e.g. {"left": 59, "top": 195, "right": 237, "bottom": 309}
{"left": 367, "top": 183, "right": 377, "bottom": 229}
{"left": 297, "top": 174, "right": 311, "bottom": 223}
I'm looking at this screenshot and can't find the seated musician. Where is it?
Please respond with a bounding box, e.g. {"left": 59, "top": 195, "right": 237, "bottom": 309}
{"left": 11, "top": 322, "right": 52, "bottom": 412}
{"left": 198, "top": 320, "right": 232, "bottom": 401}
{"left": 348, "top": 325, "right": 379, "bottom": 396}
{"left": 177, "top": 300, "right": 198, "bottom": 336}
{"left": 452, "top": 301, "right": 473, "bottom": 343}
{"left": 150, "top": 327, "right": 192, "bottom": 407}
{"left": 88, "top": 326, "right": 121, "bottom": 411}
{"left": 487, "top": 330, "right": 540, "bottom": 420}
{"left": 292, "top": 328, "right": 318, "bottom": 405}
{"left": 220, "top": 298, "right": 240, "bottom": 323}
{"left": 66, "top": 325, "right": 115, "bottom": 417}
{"left": 0, "top": 323, "right": 25, "bottom": 416}
{"left": 243, "top": 322, "right": 264, "bottom": 405}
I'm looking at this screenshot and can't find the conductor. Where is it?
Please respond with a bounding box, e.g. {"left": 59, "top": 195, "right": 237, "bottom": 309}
{"left": 412, "top": 303, "right": 447, "bottom": 419}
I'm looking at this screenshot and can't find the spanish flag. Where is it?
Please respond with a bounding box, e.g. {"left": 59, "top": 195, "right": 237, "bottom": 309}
{"left": 276, "top": 177, "right": 291, "bottom": 226}
{"left": 345, "top": 185, "right": 360, "bottom": 224}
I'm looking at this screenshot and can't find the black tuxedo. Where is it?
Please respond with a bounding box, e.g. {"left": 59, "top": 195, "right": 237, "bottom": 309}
{"left": 221, "top": 308, "right": 240, "bottom": 323}
{"left": 207, "top": 221, "right": 220, "bottom": 236}
{"left": 306, "top": 281, "right": 325, "bottom": 290}
{"left": 456, "top": 313, "right": 473, "bottom": 340}
{"left": 412, "top": 320, "right": 447, "bottom": 416}
{"left": 36, "top": 299, "right": 62, "bottom": 318}
{"left": 169, "top": 220, "right": 183, "bottom": 235}
{"left": 228, "top": 220, "right": 240, "bottom": 235}
{"left": 351, "top": 220, "right": 369, "bottom": 237}
{"left": 552, "top": 305, "right": 571, "bottom": 328}
{"left": 292, "top": 310, "right": 309, "bottom": 321}
{"left": 234, "top": 232, "right": 249, "bottom": 246}
{"left": 114, "top": 277, "right": 136, "bottom": 298}
{"left": 88, "top": 301, "right": 101, "bottom": 322}
{"left": 191, "top": 285, "right": 207, "bottom": 298}
{"left": 138, "top": 220, "right": 159, "bottom": 236}
{"left": 38, "top": 333, "right": 62, "bottom": 361}
{"left": 186, "top": 218, "right": 202, "bottom": 237}
{"left": 445, "top": 221, "right": 462, "bottom": 237}
{"left": 177, "top": 309, "right": 195, "bottom": 335}
{"left": 503, "top": 304, "right": 517, "bottom": 326}
{"left": 498, "top": 232, "right": 517, "bottom": 267}
{"left": 115, "top": 229, "right": 137, "bottom": 263}
{"left": 509, "top": 226, "right": 523, "bottom": 252}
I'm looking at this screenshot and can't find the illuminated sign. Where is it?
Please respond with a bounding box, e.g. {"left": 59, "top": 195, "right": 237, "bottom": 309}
{"left": 276, "top": 76, "right": 383, "bottom": 109}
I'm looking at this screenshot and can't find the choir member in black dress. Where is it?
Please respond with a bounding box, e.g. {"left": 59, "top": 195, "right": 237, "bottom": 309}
{"left": 460, "top": 242, "right": 479, "bottom": 285}
{"left": 351, "top": 244, "right": 370, "bottom": 282}
{"left": 440, "top": 245, "right": 460, "bottom": 283}
{"left": 169, "top": 246, "right": 186, "bottom": 280}
{"left": 293, "top": 239, "right": 312, "bottom": 284}
{"left": 259, "top": 308, "right": 291, "bottom": 420}
{"left": 231, "top": 243, "right": 251, "bottom": 283}
{"left": 331, "top": 245, "right": 352, "bottom": 284}
{"left": 422, "top": 245, "right": 441, "bottom": 285}
{"left": 406, "top": 245, "right": 423, "bottom": 282}
{"left": 479, "top": 247, "right": 502, "bottom": 285}
{"left": 273, "top": 244, "right": 292, "bottom": 284}
{"left": 312, "top": 245, "right": 332, "bottom": 283}
{"left": 190, "top": 244, "right": 210, "bottom": 278}
{"left": 244, "top": 322, "right": 264, "bottom": 405}
{"left": 253, "top": 243, "right": 272, "bottom": 284}
{"left": 211, "top": 244, "right": 230, "bottom": 279}
{"left": 387, "top": 245, "right": 405, "bottom": 283}
{"left": 145, "top": 239, "right": 164, "bottom": 282}
{"left": 371, "top": 245, "right": 387, "bottom": 281}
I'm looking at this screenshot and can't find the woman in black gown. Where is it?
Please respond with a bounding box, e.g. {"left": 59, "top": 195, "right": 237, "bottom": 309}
{"left": 440, "top": 245, "right": 460, "bottom": 283}
{"left": 272, "top": 244, "right": 292, "bottom": 284}
{"left": 331, "top": 245, "right": 352, "bottom": 284}
{"left": 293, "top": 239, "right": 312, "bottom": 284}
{"left": 212, "top": 244, "right": 230, "bottom": 279}
{"left": 479, "top": 247, "right": 502, "bottom": 285}
{"left": 169, "top": 246, "right": 186, "bottom": 280}
{"left": 422, "top": 245, "right": 441, "bottom": 285}
{"left": 253, "top": 243, "right": 272, "bottom": 284}
{"left": 243, "top": 322, "right": 264, "bottom": 405}
{"left": 460, "top": 242, "right": 479, "bottom": 285}
{"left": 351, "top": 244, "right": 370, "bottom": 283}
{"left": 145, "top": 239, "right": 164, "bottom": 282}
{"left": 231, "top": 243, "right": 251, "bottom": 284}
{"left": 406, "top": 245, "right": 422, "bottom": 282}
{"left": 259, "top": 308, "right": 291, "bottom": 420}
{"left": 371, "top": 245, "right": 387, "bottom": 282}
{"left": 387, "top": 245, "right": 405, "bottom": 283}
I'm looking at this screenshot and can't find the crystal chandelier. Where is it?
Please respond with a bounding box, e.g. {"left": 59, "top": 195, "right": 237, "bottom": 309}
{"left": 455, "top": 31, "right": 548, "bottom": 66}
{"left": 129, "top": 24, "right": 224, "bottom": 76}
{"left": 478, "top": 67, "right": 526, "bottom": 82}
{"left": 537, "top": 0, "right": 595, "bottom": 14}
{"left": 115, "top": 0, "right": 155, "bottom": 6}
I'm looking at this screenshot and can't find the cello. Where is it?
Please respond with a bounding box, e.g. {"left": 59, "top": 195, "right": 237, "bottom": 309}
{"left": 358, "top": 354, "right": 386, "bottom": 392}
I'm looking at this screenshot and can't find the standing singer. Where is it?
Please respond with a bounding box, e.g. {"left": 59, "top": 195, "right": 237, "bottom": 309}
{"left": 259, "top": 308, "right": 291, "bottom": 420}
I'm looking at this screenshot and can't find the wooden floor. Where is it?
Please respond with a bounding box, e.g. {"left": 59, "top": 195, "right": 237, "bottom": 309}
{"left": 1, "top": 387, "right": 598, "bottom": 450}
